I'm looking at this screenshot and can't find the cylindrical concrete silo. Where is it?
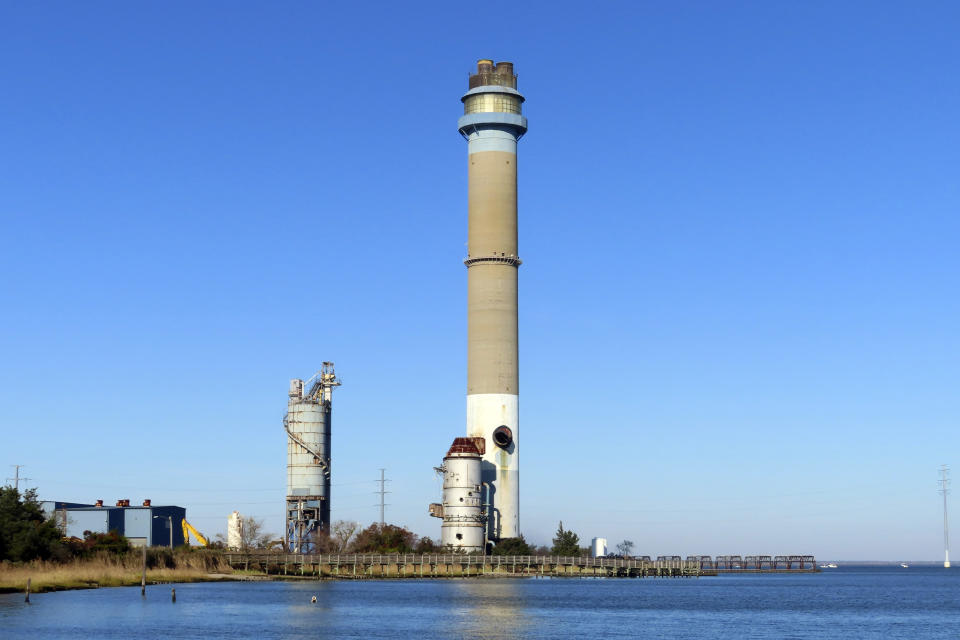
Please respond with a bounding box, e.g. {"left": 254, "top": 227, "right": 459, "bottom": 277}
{"left": 284, "top": 362, "right": 340, "bottom": 553}
{"left": 458, "top": 60, "right": 527, "bottom": 541}
{"left": 227, "top": 511, "right": 243, "bottom": 550}
{"left": 439, "top": 437, "right": 485, "bottom": 552}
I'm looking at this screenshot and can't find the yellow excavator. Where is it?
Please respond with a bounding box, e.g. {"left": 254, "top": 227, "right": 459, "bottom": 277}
{"left": 181, "top": 519, "right": 210, "bottom": 547}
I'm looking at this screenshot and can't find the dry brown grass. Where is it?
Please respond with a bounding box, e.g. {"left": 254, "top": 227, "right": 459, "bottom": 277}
{"left": 0, "top": 550, "right": 233, "bottom": 592}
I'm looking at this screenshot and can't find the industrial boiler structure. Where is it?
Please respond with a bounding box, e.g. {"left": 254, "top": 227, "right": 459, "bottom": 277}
{"left": 284, "top": 362, "right": 340, "bottom": 553}
{"left": 430, "top": 437, "right": 487, "bottom": 553}
{"left": 432, "top": 59, "right": 527, "bottom": 549}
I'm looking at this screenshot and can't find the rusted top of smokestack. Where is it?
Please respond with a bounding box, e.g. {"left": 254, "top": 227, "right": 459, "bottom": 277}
{"left": 446, "top": 436, "right": 486, "bottom": 457}
{"left": 469, "top": 59, "right": 517, "bottom": 90}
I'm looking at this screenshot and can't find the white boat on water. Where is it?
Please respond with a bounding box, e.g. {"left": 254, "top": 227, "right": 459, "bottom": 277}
{"left": 900, "top": 563, "right": 909, "bottom": 568}
{"left": 819, "top": 563, "right": 838, "bottom": 568}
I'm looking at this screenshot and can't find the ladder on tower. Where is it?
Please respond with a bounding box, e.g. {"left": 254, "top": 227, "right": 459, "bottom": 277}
{"left": 283, "top": 414, "right": 330, "bottom": 478}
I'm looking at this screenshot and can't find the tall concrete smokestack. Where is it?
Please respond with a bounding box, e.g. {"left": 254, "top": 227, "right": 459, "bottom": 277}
{"left": 458, "top": 59, "right": 527, "bottom": 541}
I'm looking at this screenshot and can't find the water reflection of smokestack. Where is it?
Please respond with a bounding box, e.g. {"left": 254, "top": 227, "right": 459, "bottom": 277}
{"left": 451, "top": 581, "right": 531, "bottom": 639}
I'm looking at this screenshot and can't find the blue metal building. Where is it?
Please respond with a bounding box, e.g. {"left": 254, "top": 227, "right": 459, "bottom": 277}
{"left": 41, "top": 500, "right": 187, "bottom": 547}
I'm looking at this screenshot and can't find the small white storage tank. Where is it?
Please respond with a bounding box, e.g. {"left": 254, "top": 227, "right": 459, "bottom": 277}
{"left": 435, "top": 437, "right": 486, "bottom": 552}
{"left": 591, "top": 537, "right": 608, "bottom": 557}
{"left": 227, "top": 511, "right": 243, "bottom": 550}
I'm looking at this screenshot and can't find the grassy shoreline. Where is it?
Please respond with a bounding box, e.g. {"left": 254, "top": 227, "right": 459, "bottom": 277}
{"left": 0, "top": 550, "right": 235, "bottom": 594}
{"left": 0, "top": 562, "right": 553, "bottom": 593}
{"left": 0, "top": 568, "right": 234, "bottom": 594}
{"left": 0, "top": 563, "right": 236, "bottom": 594}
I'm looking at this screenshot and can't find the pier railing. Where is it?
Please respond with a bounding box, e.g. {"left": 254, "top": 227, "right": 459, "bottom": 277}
{"left": 221, "top": 552, "right": 818, "bottom": 578}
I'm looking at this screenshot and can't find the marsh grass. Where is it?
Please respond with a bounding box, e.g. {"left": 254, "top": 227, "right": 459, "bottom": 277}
{"left": 0, "top": 549, "right": 233, "bottom": 592}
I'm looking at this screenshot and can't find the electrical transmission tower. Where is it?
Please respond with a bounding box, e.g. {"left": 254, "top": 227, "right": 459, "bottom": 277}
{"left": 940, "top": 465, "right": 951, "bottom": 568}
{"left": 375, "top": 468, "right": 390, "bottom": 528}
{"left": 6, "top": 465, "right": 31, "bottom": 491}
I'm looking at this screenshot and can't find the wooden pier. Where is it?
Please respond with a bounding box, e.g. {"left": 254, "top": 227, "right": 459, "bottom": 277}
{"left": 223, "top": 552, "right": 818, "bottom": 578}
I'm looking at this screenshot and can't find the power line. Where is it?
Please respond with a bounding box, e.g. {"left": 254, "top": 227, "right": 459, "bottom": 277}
{"left": 375, "top": 468, "right": 390, "bottom": 527}
{"left": 939, "top": 465, "right": 951, "bottom": 568}
{"left": 28, "top": 479, "right": 374, "bottom": 492}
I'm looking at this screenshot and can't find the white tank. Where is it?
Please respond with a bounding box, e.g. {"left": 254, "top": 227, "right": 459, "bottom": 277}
{"left": 591, "top": 537, "right": 608, "bottom": 557}
{"left": 439, "top": 437, "right": 485, "bottom": 552}
{"left": 227, "top": 511, "right": 243, "bottom": 549}
{"left": 286, "top": 394, "right": 330, "bottom": 505}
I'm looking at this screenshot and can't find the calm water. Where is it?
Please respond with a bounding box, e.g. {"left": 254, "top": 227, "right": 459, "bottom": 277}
{"left": 2, "top": 566, "right": 958, "bottom": 639}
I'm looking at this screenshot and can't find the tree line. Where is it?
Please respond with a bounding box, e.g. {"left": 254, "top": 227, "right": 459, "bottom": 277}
{"left": 311, "top": 520, "right": 604, "bottom": 556}
{"left": 0, "top": 486, "right": 134, "bottom": 562}
{"left": 2, "top": 485, "right": 635, "bottom": 561}
{"left": 494, "top": 522, "right": 634, "bottom": 557}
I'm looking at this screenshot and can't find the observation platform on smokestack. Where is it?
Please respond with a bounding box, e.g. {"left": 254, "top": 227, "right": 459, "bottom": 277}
{"left": 458, "top": 60, "right": 528, "bottom": 147}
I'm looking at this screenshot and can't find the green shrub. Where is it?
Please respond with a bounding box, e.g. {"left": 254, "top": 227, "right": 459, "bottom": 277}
{"left": 0, "top": 487, "right": 64, "bottom": 562}
{"left": 492, "top": 536, "right": 531, "bottom": 555}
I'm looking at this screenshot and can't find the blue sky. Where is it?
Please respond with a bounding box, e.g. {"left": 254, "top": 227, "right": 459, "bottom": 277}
{"left": 1, "top": 1, "right": 957, "bottom": 560}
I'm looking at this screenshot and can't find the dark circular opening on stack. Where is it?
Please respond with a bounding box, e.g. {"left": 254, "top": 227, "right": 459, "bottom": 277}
{"left": 492, "top": 425, "right": 513, "bottom": 448}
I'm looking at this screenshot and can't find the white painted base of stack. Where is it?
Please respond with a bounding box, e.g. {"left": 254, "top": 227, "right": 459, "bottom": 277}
{"left": 466, "top": 393, "right": 519, "bottom": 540}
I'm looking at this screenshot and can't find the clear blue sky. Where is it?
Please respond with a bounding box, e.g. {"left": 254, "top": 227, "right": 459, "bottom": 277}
{"left": 1, "top": 1, "right": 957, "bottom": 560}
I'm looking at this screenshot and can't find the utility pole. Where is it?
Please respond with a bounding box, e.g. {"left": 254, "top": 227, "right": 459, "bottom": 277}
{"left": 375, "top": 468, "right": 390, "bottom": 528}
{"left": 7, "top": 465, "right": 31, "bottom": 491}
{"left": 939, "top": 465, "right": 951, "bottom": 568}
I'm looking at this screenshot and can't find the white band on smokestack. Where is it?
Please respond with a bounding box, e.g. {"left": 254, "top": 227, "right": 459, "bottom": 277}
{"left": 466, "top": 393, "right": 519, "bottom": 539}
